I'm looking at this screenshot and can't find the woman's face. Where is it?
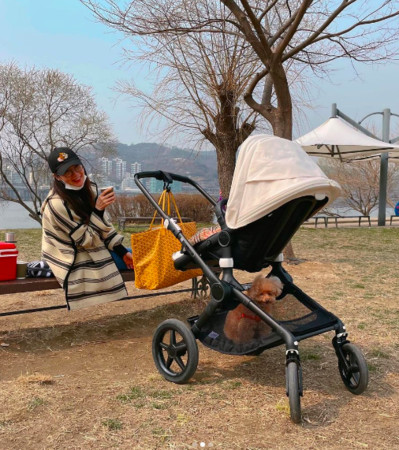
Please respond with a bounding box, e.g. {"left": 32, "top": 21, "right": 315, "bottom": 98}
{"left": 56, "top": 164, "right": 85, "bottom": 187}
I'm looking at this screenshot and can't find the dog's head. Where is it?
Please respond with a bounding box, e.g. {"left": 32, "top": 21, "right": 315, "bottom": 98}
{"left": 248, "top": 275, "right": 283, "bottom": 303}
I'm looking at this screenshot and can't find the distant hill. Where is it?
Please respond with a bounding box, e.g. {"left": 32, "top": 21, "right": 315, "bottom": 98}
{"left": 117, "top": 142, "right": 219, "bottom": 191}
{"left": 81, "top": 142, "right": 219, "bottom": 192}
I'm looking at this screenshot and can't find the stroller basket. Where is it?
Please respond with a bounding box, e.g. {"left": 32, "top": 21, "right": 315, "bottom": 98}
{"left": 187, "top": 284, "right": 340, "bottom": 356}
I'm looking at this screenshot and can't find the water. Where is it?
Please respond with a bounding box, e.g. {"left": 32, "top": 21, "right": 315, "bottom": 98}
{"left": 0, "top": 202, "right": 41, "bottom": 230}
{"left": 330, "top": 206, "right": 394, "bottom": 217}
{"left": 0, "top": 201, "right": 395, "bottom": 231}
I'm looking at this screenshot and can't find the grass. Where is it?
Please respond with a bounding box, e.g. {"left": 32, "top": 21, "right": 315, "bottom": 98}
{"left": 1, "top": 225, "right": 399, "bottom": 448}
{"left": 4, "top": 224, "right": 398, "bottom": 265}
{"left": 27, "top": 397, "right": 46, "bottom": 411}
{"left": 116, "top": 386, "right": 146, "bottom": 403}
{"left": 102, "top": 418, "right": 123, "bottom": 431}
{"left": 1, "top": 222, "right": 215, "bottom": 261}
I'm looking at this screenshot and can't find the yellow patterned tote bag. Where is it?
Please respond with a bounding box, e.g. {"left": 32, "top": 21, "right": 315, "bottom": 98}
{"left": 131, "top": 190, "right": 202, "bottom": 290}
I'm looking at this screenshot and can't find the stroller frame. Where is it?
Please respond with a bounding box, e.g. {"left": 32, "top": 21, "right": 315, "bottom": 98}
{"left": 134, "top": 171, "right": 368, "bottom": 423}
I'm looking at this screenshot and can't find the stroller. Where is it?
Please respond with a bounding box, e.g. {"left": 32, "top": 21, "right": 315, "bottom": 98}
{"left": 134, "top": 134, "right": 369, "bottom": 423}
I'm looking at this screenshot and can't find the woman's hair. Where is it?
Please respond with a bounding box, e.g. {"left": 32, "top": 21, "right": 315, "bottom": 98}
{"left": 52, "top": 176, "right": 96, "bottom": 224}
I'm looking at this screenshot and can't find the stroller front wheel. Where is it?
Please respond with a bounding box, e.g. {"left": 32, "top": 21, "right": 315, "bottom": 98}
{"left": 286, "top": 360, "right": 302, "bottom": 423}
{"left": 338, "top": 343, "right": 368, "bottom": 394}
{"left": 152, "top": 319, "right": 199, "bottom": 384}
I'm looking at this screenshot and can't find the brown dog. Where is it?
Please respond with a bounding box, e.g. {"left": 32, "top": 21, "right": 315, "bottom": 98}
{"left": 223, "top": 275, "right": 283, "bottom": 344}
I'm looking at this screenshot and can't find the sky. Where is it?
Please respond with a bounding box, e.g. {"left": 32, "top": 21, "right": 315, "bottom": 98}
{"left": 1, "top": 0, "right": 399, "bottom": 145}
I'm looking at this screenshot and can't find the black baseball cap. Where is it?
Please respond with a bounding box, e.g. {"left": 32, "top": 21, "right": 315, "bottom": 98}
{"left": 48, "top": 147, "right": 83, "bottom": 175}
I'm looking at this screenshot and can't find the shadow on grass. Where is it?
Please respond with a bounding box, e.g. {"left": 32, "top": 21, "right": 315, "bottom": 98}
{"left": 0, "top": 299, "right": 197, "bottom": 352}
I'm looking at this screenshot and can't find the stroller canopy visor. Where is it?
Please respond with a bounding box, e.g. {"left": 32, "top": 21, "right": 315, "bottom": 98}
{"left": 226, "top": 134, "right": 342, "bottom": 229}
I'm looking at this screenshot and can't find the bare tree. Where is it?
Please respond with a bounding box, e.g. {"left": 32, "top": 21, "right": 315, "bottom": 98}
{"left": 320, "top": 158, "right": 399, "bottom": 216}
{"left": 0, "top": 64, "right": 115, "bottom": 223}
{"left": 83, "top": 0, "right": 399, "bottom": 261}
{"left": 84, "top": 1, "right": 272, "bottom": 196}
{"left": 83, "top": 0, "right": 399, "bottom": 142}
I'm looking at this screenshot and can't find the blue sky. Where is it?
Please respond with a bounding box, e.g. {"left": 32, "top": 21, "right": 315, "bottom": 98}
{"left": 1, "top": 0, "right": 398, "bottom": 145}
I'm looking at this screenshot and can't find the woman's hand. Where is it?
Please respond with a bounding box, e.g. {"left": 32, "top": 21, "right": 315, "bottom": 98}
{"left": 96, "top": 187, "right": 115, "bottom": 210}
{"left": 123, "top": 252, "right": 134, "bottom": 270}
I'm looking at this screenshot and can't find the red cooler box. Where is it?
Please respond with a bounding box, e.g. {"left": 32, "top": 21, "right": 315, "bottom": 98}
{"left": 0, "top": 242, "right": 18, "bottom": 281}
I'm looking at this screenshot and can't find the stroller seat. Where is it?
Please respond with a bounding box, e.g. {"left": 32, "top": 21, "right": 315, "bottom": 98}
{"left": 174, "top": 194, "right": 328, "bottom": 273}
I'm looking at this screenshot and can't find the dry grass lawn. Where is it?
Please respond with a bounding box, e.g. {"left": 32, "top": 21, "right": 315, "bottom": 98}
{"left": 0, "top": 227, "right": 398, "bottom": 449}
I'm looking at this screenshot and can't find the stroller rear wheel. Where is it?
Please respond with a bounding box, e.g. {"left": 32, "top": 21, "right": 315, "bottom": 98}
{"left": 286, "top": 359, "right": 302, "bottom": 423}
{"left": 338, "top": 343, "right": 368, "bottom": 394}
{"left": 152, "top": 319, "right": 199, "bottom": 384}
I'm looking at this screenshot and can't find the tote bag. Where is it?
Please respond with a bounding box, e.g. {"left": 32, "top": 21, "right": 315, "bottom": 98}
{"left": 131, "top": 190, "right": 202, "bottom": 290}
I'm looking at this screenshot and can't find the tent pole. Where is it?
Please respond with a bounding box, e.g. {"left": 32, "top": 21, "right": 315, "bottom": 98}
{"left": 333, "top": 104, "right": 397, "bottom": 227}
{"left": 378, "top": 109, "right": 391, "bottom": 226}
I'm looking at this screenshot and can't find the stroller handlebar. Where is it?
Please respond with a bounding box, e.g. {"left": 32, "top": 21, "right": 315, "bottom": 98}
{"left": 134, "top": 170, "right": 217, "bottom": 206}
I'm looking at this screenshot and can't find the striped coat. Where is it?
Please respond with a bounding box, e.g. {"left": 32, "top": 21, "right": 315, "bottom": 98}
{"left": 41, "top": 188, "right": 127, "bottom": 310}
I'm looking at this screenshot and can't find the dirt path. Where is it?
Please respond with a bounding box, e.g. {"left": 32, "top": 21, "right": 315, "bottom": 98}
{"left": 0, "top": 266, "right": 398, "bottom": 449}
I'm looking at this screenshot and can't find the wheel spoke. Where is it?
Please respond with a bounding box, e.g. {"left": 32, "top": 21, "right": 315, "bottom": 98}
{"left": 175, "top": 342, "right": 187, "bottom": 355}
{"left": 160, "top": 342, "right": 169, "bottom": 351}
{"left": 169, "top": 330, "right": 177, "bottom": 346}
{"left": 166, "top": 356, "right": 174, "bottom": 369}
{"left": 348, "top": 364, "right": 360, "bottom": 375}
{"left": 175, "top": 356, "right": 186, "bottom": 371}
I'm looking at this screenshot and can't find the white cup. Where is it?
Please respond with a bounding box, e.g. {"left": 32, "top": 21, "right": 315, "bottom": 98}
{"left": 5, "top": 232, "right": 16, "bottom": 243}
{"left": 100, "top": 186, "right": 114, "bottom": 194}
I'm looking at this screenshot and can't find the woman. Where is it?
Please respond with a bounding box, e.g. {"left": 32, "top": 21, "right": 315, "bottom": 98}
{"left": 41, "top": 147, "right": 133, "bottom": 310}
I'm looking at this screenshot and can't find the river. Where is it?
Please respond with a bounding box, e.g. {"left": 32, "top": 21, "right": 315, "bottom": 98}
{"left": 0, "top": 201, "right": 395, "bottom": 231}
{"left": 1, "top": 202, "right": 41, "bottom": 230}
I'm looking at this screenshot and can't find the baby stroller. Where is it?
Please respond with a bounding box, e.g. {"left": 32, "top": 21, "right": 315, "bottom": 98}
{"left": 134, "top": 134, "right": 369, "bottom": 423}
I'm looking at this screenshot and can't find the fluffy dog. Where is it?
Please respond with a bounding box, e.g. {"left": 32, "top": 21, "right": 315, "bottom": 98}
{"left": 223, "top": 275, "right": 283, "bottom": 344}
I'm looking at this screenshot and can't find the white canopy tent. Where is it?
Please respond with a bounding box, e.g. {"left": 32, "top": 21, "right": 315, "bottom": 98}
{"left": 226, "top": 134, "right": 341, "bottom": 229}
{"left": 296, "top": 117, "right": 399, "bottom": 161}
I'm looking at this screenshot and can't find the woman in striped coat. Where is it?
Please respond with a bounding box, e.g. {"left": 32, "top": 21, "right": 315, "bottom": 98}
{"left": 41, "top": 147, "right": 133, "bottom": 310}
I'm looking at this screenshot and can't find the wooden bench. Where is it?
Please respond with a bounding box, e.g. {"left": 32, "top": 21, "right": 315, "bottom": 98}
{"left": 0, "top": 271, "right": 204, "bottom": 317}
{"left": 390, "top": 215, "right": 399, "bottom": 225}
{"left": 0, "top": 271, "right": 135, "bottom": 295}
{"left": 118, "top": 216, "right": 193, "bottom": 230}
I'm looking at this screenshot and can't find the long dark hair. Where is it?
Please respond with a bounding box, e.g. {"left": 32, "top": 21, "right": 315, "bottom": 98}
{"left": 52, "top": 175, "right": 96, "bottom": 224}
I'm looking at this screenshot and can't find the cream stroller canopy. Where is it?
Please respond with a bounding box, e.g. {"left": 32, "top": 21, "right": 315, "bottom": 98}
{"left": 226, "top": 134, "right": 342, "bottom": 229}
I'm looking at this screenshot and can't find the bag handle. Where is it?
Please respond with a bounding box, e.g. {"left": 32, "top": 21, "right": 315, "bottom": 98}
{"left": 149, "top": 189, "right": 183, "bottom": 229}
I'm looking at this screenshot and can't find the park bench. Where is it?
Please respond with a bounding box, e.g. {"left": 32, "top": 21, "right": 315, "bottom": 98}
{"left": 305, "top": 215, "right": 371, "bottom": 228}
{"left": 117, "top": 216, "right": 193, "bottom": 231}
{"left": 390, "top": 215, "right": 399, "bottom": 225}
{"left": 340, "top": 215, "right": 371, "bottom": 227}
{"left": 0, "top": 271, "right": 206, "bottom": 317}
{"left": 305, "top": 216, "right": 338, "bottom": 228}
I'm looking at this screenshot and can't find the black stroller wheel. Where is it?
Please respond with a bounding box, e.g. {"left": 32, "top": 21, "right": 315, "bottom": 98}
{"left": 152, "top": 319, "right": 198, "bottom": 384}
{"left": 338, "top": 343, "right": 368, "bottom": 394}
{"left": 286, "top": 361, "right": 301, "bottom": 423}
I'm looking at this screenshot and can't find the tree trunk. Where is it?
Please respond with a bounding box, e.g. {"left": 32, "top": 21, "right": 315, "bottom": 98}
{"left": 216, "top": 145, "right": 236, "bottom": 198}
{"left": 267, "top": 70, "right": 298, "bottom": 263}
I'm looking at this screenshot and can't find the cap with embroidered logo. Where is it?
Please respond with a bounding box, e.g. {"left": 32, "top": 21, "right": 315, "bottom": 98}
{"left": 48, "top": 147, "right": 83, "bottom": 175}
